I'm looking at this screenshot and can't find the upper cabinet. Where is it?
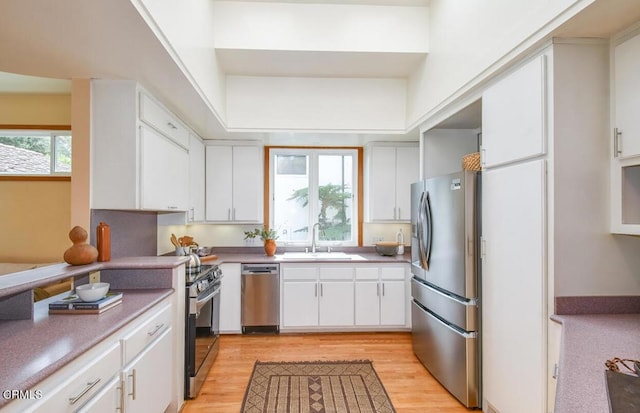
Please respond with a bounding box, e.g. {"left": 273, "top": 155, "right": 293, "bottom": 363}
{"left": 365, "top": 143, "right": 419, "bottom": 222}
{"left": 205, "top": 143, "right": 263, "bottom": 223}
{"left": 188, "top": 133, "right": 206, "bottom": 223}
{"left": 614, "top": 31, "right": 640, "bottom": 158}
{"left": 611, "top": 30, "right": 640, "bottom": 234}
{"left": 481, "top": 55, "right": 546, "bottom": 168}
{"left": 91, "top": 80, "right": 189, "bottom": 212}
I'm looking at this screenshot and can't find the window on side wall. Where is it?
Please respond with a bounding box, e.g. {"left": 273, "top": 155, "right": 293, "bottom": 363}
{"left": 0, "top": 130, "right": 72, "bottom": 176}
{"left": 270, "top": 148, "right": 358, "bottom": 247}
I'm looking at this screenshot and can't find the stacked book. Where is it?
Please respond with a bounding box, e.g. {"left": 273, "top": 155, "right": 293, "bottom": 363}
{"left": 48, "top": 291, "right": 123, "bottom": 314}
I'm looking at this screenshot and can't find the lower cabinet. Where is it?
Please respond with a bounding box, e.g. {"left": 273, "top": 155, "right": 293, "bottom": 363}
{"left": 281, "top": 263, "right": 408, "bottom": 331}
{"left": 220, "top": 263, "right": 242, "bottom": 333}
{"left": 122, "top": 327, "right": 173, "bottom": 413}
{"left": 8, "top": 299, "right": 174, "bottom": 413}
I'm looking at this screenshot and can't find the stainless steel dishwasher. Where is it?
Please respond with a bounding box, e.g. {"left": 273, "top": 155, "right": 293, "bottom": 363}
{"left": 241, "top": 263, "right": 280, "bottom": 334}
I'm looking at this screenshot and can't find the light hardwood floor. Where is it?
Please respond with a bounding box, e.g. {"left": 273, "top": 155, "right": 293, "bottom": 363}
{"left": 182, "top": 332, "right": 474, "bottom": 413}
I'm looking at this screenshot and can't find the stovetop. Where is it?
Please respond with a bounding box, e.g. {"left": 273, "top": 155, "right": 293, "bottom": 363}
{"left": 185, "top": 264, "right": 221, "bottom": 285}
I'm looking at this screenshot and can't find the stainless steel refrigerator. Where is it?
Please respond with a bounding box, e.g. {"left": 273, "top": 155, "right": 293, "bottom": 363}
{"left": 410, "top": 170, "right": 480, "bottom": 408}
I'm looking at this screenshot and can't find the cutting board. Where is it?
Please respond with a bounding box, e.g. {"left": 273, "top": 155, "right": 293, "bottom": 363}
{"left": 200, "top": 255, "right": 218, "bottom": 263}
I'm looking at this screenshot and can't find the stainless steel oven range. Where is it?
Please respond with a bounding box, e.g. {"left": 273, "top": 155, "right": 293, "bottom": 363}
{"left": 185, "top": 264, "right": 222, "bottom": 399}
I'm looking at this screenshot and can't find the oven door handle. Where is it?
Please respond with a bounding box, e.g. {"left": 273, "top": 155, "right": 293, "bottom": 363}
{"left": 196, "top": 285, "right": 221, "bottom": 307}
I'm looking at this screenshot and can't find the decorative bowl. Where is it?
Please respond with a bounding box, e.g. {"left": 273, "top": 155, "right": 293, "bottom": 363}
{"left": 75, "top": 282, "right": 110, "bottom": 302}
{"left": 375, "top": 242, "right": 399, "bottom": 256}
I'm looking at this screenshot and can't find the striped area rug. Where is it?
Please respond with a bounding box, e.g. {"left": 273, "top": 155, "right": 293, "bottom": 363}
{"left": 240, "top": 360, "right": 396, "bottom": 413}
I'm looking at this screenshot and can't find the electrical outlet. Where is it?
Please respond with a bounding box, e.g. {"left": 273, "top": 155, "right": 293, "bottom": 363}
{"left": 89, "top": 271, "right": 100, "bottom": 283}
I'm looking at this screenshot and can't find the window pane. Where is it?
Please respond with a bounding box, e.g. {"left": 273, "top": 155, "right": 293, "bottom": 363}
{"left": 273, "top": 154, "right": 310, "bottom": 243}
{"left": 0, "top": 135, "right": 51, "bottom": 174}
{"left": 54, "top": 134, "right": 72, "bottom": 173}
{"left": 317, "top": 154, "right": 353, "bottom": 242}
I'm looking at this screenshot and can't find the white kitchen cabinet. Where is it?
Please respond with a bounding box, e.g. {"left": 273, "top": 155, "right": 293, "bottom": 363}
{"left": 283, "top": 280, "right": 320, "bottom": 327}
{"left": 481, "top": 55, "right": 546, "bottom": 168}
{"left": 75, "top": 376, "right": 121, "bottom": 413}
{"left": 220, "top": 263, "right": 242, "bottom": 333}
{"left": 613, "top": 31, "right": 640, "bottom": 159}
{"left": 188, "top": 133, "right": 206, "bottom": 222}
{"left": 91, "top": 79, "right": 191, "bottom": 212}
{"left": 366, "top": 143, "right": 419, "bottom": 222}
{"left": 482, "top": 159, "right": 546, "bottom": 413}
{"left": 140, "top": 125, "right": 189, "bottom": 211}
{"left": 611, "top": 30, "right": 640, "bottom": 235}
{"left": 205, "top": 144, "right": 263, "bottom": 223}
{"left": 354, "top": 266, "right": 407, "bottom": 327}
{"left": 28, "top": 341, "right": 121, "bottom": 413}
{"left": 281, "top": 263, "right": 408, "bottom": 331}
{"left": 122, "top": 327, "right": 173, "bottom": 413}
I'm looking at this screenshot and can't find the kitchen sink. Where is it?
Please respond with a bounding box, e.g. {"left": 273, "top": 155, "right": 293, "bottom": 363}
{"left": 277, "top": 252, "right": 364, "bottom": 261}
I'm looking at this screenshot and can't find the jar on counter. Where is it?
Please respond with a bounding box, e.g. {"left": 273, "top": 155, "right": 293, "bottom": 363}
{"left": 96, "top": 222, "right": 111, "bottom": 262}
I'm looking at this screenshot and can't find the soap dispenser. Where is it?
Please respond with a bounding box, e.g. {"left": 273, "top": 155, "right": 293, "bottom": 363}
{"left": 396, "top": 229, "right": 404, "bottom": 255}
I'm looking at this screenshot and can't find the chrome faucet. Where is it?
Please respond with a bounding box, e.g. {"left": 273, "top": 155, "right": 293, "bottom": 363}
{"left": 311, "top": 222, "right": 320, "bottom": 253}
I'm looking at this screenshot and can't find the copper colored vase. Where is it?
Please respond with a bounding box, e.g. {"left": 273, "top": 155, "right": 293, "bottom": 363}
{"left": 264, "top": 239, "right": 277, "bottom": 256}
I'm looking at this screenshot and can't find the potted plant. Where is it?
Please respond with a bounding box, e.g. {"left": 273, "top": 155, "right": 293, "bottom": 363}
{"left": 244, "top": 227, "right": 279, "bottom": 256}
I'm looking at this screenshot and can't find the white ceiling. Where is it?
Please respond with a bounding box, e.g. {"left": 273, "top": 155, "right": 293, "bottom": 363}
{"left": 1, "top": 0, "right": 639, "bottom": 139}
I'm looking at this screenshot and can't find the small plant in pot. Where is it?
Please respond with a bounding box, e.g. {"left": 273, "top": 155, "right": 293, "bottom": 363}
{"left": 244, "top": 227, "right": 279, "bottom": 256}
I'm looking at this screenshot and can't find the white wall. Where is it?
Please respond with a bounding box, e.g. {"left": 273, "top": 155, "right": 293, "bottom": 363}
{"left": 139, "top": 0, "right": 227, "bottom": 122}
{"left": 422, "top": 129, "right": 480, "bottom": 178}
{"left": 212, "top": 1, "right": 429, "bottom": 53}
{"left": 408, "top": 0, "right": 594, "bottom": 128}
{"left": 226, "top": 76, "right": 407, "bottom": 132}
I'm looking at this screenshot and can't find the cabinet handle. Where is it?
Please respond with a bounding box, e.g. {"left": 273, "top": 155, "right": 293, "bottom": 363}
{"left": 228, "top": 208, "right": 231, "bottom": 221}
{"left": 382, "top": 283, "right": 386, "bottom": 296}
{"left": 189, "top": 207, "right": 194, "bottom": 221}
{"left": 320, "top": 283, "right": 324, "bottom": 297}
{"left": 314, "top": 283, "right": 318, "bottom": 297}
{"left": 480, "top": 148, "right": 486, "bottom": 166}
{"left": 68, "top": 378, "right": 101, "bottom": 405}
{"left": 117, "top": 383, "right": 124, "bottom": 412}
{"left": 128, "top": 369, "right": 137, "bottom": 400}
{"left": 167, "top": 122, "right": 177, "bottom": 130}
{"left": 614, "top": 128, "right": 623, "bottom": 157}
{"left": 147, "top": 323, "right": 164, "bottom": 337}
{"left": 167, "top": 206, "right": 178, "bottom": 210}
{"left": 376, "top": 283, "right": 380, "bottom": 297}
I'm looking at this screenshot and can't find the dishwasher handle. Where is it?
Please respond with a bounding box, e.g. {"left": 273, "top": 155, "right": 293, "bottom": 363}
{"left": 241, "top": 263, "right": 280, "bottom": 275}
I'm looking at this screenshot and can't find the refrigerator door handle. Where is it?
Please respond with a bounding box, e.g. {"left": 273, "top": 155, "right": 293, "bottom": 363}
{"left": 424, "top": 191, "right": 433, "bottom": 269}
{"left": 417, "top": 192, "right": 428, "bottom": 269}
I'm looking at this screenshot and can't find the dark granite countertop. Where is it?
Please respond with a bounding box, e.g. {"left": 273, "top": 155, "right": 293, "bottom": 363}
{"left": 0, "top": 288, "right": 173, "bottom": 407}
{"left": 552, "top": 313, "right": 640, "bottom": 413}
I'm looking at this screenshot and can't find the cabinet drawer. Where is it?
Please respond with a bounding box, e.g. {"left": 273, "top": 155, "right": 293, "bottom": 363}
{"left": 139, "top": 92, "right": 189, "bottom": 149}
{"left": 319, "top": 267, "right": 354, "bottom": 280}
{"left": 282, "top": 266, "right": 318, "bottom": 281}
{"left": 29, "top": 341, "right": 121, "bottom": 413}
{"left": 380, "top": 267, "right": 405, "bottom": 280}
{"left": 355, "top": 267, "right": 379, "bottom": 280}
{"left": 122, "top": 302, "right": 171, "bottom": 365}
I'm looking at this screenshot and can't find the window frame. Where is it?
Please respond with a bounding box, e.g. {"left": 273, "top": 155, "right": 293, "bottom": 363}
{"left": 266, "top": 146, "right": 363, "bottom": 247}
{"left": 0, "top": 125, "right": 72, "bottom": 178}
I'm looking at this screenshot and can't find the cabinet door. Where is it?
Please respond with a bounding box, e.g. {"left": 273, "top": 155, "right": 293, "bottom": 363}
{"left": 369, "top": 146, "right": 397, "bottom": 221}
{"left": 232, "top": 145, "right": 263, "bottom": 222}
{"left": 395, "top": 146, "right": 419, "bottom": 221}
{"left": 481, "top": 160, "right": 545, "bottom": 413}
{"left": 319, "top": 281, "right": 354, "bottom": 326}
{"left": 123, "top": 327, "right": 173, "bottom": 413}
{"left": 75, "top": 376, "right": 121, "bottom": 413}
{"left": 188, "top": 133, "right": 205, "bottom": 222}
{"left": 482, "top": 55, "right": 546, "bottom": 167}
{"left": 614, "top": 32, "right": 640, "bottom": 158}
{"left": 282, "top": 281, "right": 318, "bottom": 327}
{"left": 205, "top": 145, "right": 233, "bottom": 221}
{"left": 140, "top": 125, "right": 189, "bottom": 211}
{"left": 355, "top": 281, "right": 380, "bottom": 326}
{"left": 220, "top": 263, "right": 242, "bottom": 333}
{"left": 379, "top": 281, "right": 406, "bottom": 326}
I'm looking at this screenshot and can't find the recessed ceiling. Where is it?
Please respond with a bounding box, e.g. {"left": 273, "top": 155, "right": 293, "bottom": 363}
{"left": 0, "top": 72, "right": 71, "bottom": 94}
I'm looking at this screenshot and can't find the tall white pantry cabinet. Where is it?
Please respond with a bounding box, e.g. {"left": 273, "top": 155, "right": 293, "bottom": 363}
{"left": 480, "top": 39, "right": 610, "bottom": 413}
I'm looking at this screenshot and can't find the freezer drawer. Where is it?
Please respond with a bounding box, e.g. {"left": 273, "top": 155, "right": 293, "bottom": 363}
{"left": 411, "top": 277, "right": 477, "bottom": 331}
{"left": 411, "top": 301, "right": 479, "bottom": 408}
